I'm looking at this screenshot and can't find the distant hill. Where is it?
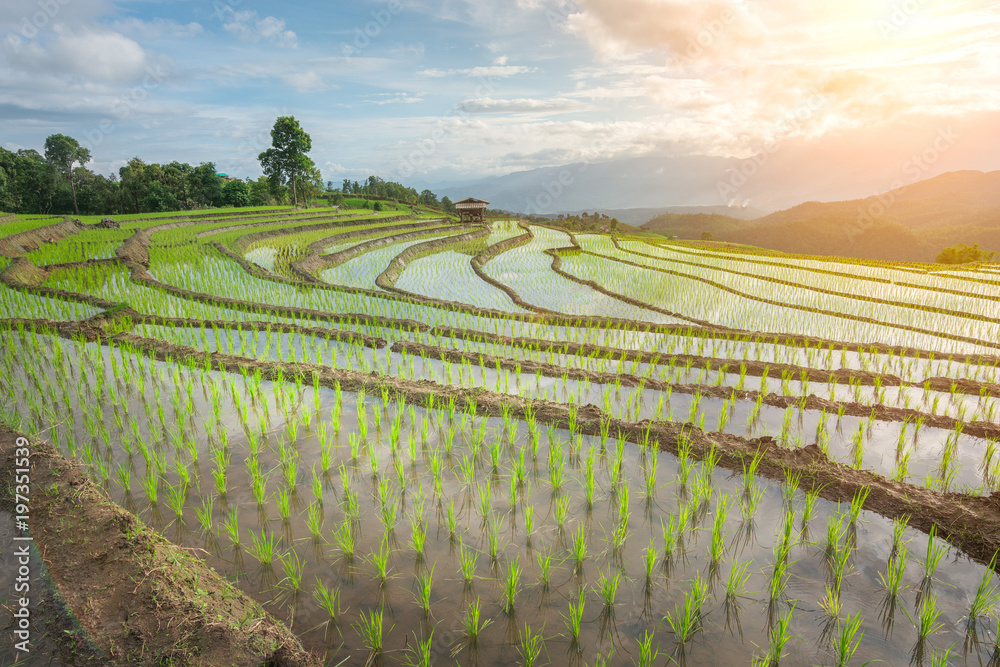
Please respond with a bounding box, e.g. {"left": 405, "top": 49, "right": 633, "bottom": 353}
{"left": 641, "top": 170, "right": 1000, "bottom": 262}
{"left": 555, "top": 205, "right": 764, "bottom": 227}
{"left": 642, "top": 212, "right": 750, "bottom": 239}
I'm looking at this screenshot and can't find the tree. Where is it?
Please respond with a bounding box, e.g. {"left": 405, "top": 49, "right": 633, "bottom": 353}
{"left": 187, "top": 163, "right": 223, "bottom": 207}
{"left": 936, "top": 242, "right": 999, "bottom": 264}
{"left": 258, "top": 116, "right": 314, "bottom": 206}
{"left": 221, "top": 180, "right": 251, "bottom": 207}
{"left": 44, "top": 134, "right": 91, "bottom": 215}
{"left": 420, "top": 189, "right": 439, "bottom": 208}
{"left": 248, "top": 177, "right": 272, "bottom": 206}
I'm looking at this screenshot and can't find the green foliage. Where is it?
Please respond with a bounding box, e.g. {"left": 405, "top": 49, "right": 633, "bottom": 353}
{"left": 44, "top": 134, "right": 91, "bottom": 215}
{"left": 258, "top": 116, "right": 315, "bottom": 206}
{"left": 221, "top": 179, "right": 252, "bottom": 208}
{"left": 936, "top": 242, "right": 998, "bottom": 264}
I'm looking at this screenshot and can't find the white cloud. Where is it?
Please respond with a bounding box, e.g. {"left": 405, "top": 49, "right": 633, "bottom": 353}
{"left": 282, "top": 71, "right": 328, "bottom": 92}
{"left": 368, "top": 93, "right": 424, "bottom": 105}
{"left": 417, "top": 65, "right": 537, "bottom": 78}
{"left": 112, "top": 17, "right": 203, "bottom": 40}
{"left": 223, "top": 10, "right": 297, "bottom": 48}
{"left": 459, "top": 97, "right": 593, "bottom": 114}
{"left": 565, "top": 0, "right": 763, "bottom": 61}
{"left": 7, "top": 25, "right": 154, "bottom": 83}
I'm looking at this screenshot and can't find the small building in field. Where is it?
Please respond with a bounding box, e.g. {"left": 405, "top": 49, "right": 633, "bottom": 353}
{"left": 455, "top": 197, "right": 489, "bottom": 224}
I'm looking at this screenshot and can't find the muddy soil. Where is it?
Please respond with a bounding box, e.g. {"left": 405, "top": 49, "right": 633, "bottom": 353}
{"left": 0, "top": 218, "right": 87, "bottom": 258}
{"left": 290, "top": 218, "right": 448, "bottom": 279}
{"left": 544, "top": 232, "right": 714, "bottom": 328}
{"left": 376, "top": 225, "right": 490, "bottom": 293}
{"left": 469, "top": 223, "right": 552, "bottom": 314}
{"left": 229, "top": 213, "right": 413, "bottom": 254}
{"left": 391, "top": 340, "right": 1000, "bottom": 439}
{"left": 91, "top": 329, "right": 1000, "bottom": 571}
{"left": 0, "top": 426, "right": 321, "bottom": 667}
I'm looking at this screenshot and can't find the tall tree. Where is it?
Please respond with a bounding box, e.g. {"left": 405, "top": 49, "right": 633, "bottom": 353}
{"left": 257, "top": 116, "right": 314, "bottom": 206}
{"left": 44, "top": 134, "right": 91, "bottom": 215}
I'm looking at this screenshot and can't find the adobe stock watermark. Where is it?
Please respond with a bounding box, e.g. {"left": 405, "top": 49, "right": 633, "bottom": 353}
{"left": 342, "top": 1, "right": 403, "bottom": 57}
{"left": 542, "top": 0, "right": 580, "bottom": 31}
{"left": 716, "top": 89, "right": 829, "bottom": 206}
{"left": 391, "top": 72, "right": 509, "bottom": 181}
{"left": 522, "top": 123, "right": 620, "bottom": 216}
{"left": 669, "top": 0, "right": 751, "bottom": 69}
{"left": 4, "top": 0, "right": 72, "bottom": 54}
{"left": 230, "top": 106, "right": 291, "bottom": 176}
{"left": 844, "top": 127, "right": 959, "bottom": 245}
{"left": 82, "top": 65, "right": 172, "bottom": 149}
{"left": 210, "top": 0, "right": 243, "bottom": 23}
{"left": 877, "top": 0, "right": 927, "bottom": 39}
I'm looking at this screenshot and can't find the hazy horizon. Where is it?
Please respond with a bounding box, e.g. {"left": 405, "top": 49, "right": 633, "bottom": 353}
{"left": 4, "top": 0, "right": 1000, "bottom": 211}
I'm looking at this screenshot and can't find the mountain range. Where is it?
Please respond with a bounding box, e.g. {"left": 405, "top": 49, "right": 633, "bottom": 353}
{"left": 641, "top": 170, "right": 1000, "bottom": 262}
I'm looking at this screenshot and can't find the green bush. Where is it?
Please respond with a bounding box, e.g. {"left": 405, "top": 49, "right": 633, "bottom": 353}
{"left": 935, "top": 242, "right": 998, "bottom": 264}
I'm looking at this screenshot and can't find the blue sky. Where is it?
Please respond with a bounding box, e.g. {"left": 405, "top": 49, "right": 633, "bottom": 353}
{"left": 3, "top": 0, "right": 1000, "bottom": 195}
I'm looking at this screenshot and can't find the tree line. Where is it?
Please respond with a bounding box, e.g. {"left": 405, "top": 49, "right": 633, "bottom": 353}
{"left": 0, "top": 117, "right": 455, "bottom": 217}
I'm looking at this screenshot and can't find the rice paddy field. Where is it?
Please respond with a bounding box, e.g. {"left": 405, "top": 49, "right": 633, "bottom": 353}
{"left": 4, "top": 207, "right": 1000, "bottom": 666}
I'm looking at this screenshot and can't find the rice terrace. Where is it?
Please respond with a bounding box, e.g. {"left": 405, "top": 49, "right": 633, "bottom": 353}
{"left": 5, "top": 188, "right": 1000, "bottom": 666}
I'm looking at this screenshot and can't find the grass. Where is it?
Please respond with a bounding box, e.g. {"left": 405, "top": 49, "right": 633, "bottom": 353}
{"left": 414, "top": 565, "right": 434, "bottom": 615}
{"left": 249, "top": 529, "right": 278, "bottom": 566}
{"left": 970, "top": 552, "right": 1000, "bottom": 619}
{"left": 597, "top": 570, "right": 621, "bottom": 612}
{"left": 666, "top": 584, "right": 701, "bottom": 645}
{"left": 566, "top": 586, "right": 585, "bottom": 647}
{"left": 460, "top": 541, "right": 478, "bottom": 586}
{"left": 572, "top": 524, "right": 587, "bottom": 575}
{"left": 636, "top": 630, "right": 661, "bottom": 667}
{"left": 367, "top": 538, "right": 392, "bottom": 586}
{"left": 518, "top": 623, "right": 544, "bottom": 667}
{"left": 355, "top": 607, "right": 390, "bottom": 659}
{"left": 502, "top": 557, "right": 521, "bottom": 614}
{"left": 923, "top": 525, "right": 948, "bottom": 585}
{"left": 404, "top": 628, "right": 435, "bottom": 667}
{"left": 10, "top": 213, "right": 1000, "bottom": 666}
{"left": 537, "top": 551, "right": 553, "bottom": 589}
{"left": 313, "top": 578, "right": 342, "bottom": 621}
{"left": 833, "top": 612, "right": 864, "bottom": 667}
{"left": 331, "top": 517, "right": 356, "bottom": 562}
{"left": 462, "top": 599, "right": 491, "bottom": 647}
{"left": 917, "top": 594, "right": 943, "bottom": 641}
{"left": 278, "top": 549, "right": 304, "bottom": 591}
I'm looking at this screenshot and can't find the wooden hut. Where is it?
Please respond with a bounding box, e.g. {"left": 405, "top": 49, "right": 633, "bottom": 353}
{"left": 455, "top": 197, "right": 489, "bottom": 224}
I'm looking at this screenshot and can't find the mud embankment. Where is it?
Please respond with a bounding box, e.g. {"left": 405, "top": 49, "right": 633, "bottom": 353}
{"left": 469, "top": 222, "right": 553, "bottom": 314}
{"left": 297, "top": 220, "right": 454, "bottom": 275}
{"left": 110, "top": 224, "right": 430, "bottom": 334}
{"left": 0, "top": 257, "right": 121, "bottom": 310}
{"left": 542, "top": 227, "right": 717, "bottom": 328}
{"left": 290, "top": 218, "right": 448, "bottom": 280}
{"left": 639, "top": 239, "right": 1000, "bottom": 305}
{"left": 228, "top": 213, "right": 413, "bottom": 254}
{"left": 0, "top": 426, "right": 321, "bottom": 667}
{"left": 391, "top": 339, "right": 1000, "bottom": 439}
{"left": 376, "top": 225, "right": 490, "bottom": 293}
{"left": 0, "top": 218, "right": 86, "bottom": 258}
{"left": 597, "top": 238, "right": 1000, "bottom": 353}
{"left": 85, "top": 329, "right": 1000, "bottom": 571}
